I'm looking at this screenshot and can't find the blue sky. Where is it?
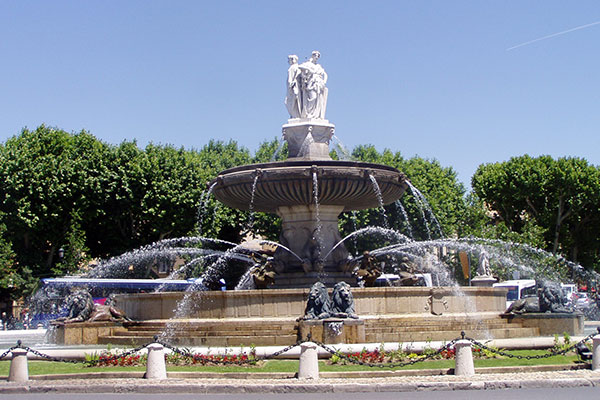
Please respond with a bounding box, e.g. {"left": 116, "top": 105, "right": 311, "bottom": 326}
{"left": 1, "top": 1, "right": 599, "bottom": 187}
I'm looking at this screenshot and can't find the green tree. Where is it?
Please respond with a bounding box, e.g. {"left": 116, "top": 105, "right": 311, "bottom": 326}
{"left": 0, "top": 219, "right": 33, "bottom": 301}
{"left": 472, "top": 155, "right": 600, "bottom": 269}
{"left": 0, "top": 126, "right": 110, "bottom": 278}
{"left": 194, "top": 140, "right": 252, "bottom": 244}
{"left": 342, "top": 145, "right": 466, "bottom": 244}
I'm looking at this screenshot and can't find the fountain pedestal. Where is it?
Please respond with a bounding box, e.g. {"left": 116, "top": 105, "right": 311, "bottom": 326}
{"left": 276, "top": 204, "right": 350, "bottom": 275}
{"left": 212, "top": 160, "right": 407, "bottom": 288}
{"left": 471, "top": 275, "right": 498, "bottom": 287}
{"left": 282, "top": 119, "right": 334, "bottom": 160}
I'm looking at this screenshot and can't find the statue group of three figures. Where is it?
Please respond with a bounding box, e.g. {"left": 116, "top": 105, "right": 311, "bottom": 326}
{"left": 285, "top": 51, "right": 328, "bottom": 120}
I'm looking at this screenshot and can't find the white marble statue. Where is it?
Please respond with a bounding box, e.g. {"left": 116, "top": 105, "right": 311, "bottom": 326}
{"left": 285, "top": 55, "right": 302, "bottom": 118}
{"left": 285, "top": 51, "right": 328, "bottom": 119}
{"left": 299, "top": 51, "right": 328, "bottom": 119}
{"left": 476, "top": 250, "right": 492, "bottom": 277}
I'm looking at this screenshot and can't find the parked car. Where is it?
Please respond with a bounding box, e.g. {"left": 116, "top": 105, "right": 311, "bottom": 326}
{"left": 561, "top": 284, "right": 577, "bottom": 304}
{"left": 575, "top": 292, "right": 591, "bottom": 310}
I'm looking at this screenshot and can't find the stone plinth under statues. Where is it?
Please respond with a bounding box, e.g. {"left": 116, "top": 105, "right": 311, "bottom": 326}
{"left": 282, "top": 119, "right": 334, "bottom": 160}
{"left": 299, "top": 318, "right": 366, "bottom": 344}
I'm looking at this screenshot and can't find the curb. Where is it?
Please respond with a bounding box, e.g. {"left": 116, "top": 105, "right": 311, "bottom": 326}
{"left": 1, "top": 377, "right": 600, "bottom": 394}
{"left": 1, "top": 365, "right": 599, "bottom": 394}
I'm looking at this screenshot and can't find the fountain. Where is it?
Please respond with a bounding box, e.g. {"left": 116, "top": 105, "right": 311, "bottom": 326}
{"left": 47, "top": 51, "right": 588, "bottom": 347}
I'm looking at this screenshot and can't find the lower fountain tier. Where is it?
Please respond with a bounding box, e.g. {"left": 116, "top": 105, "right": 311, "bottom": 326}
{"left": 210, "top": 160, "right": 408, "bottom": 213}
{"left": 50, "top": 287, "right": 583, "bottom": 346}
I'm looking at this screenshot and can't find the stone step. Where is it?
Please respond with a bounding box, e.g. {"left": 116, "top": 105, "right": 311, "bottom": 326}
{"left": 123, "top": 325, "right": 298, "bottom": 333}
{"left": 123, "top": 320, "right": 297, "bottom": 330}
{"left": 366, "top": 327, "right": 540, "bottom": 343}
{"left": 98, "top": 334, "right": 298, "bottom": 347}
{"left": 110, "top": 328, "right": 298, "bottom": 338}
{"left": 365, "top": 322, "right": 514, "bottom": 333}
{"left": 363, "top": 316, "right": 506, "bottom": 324}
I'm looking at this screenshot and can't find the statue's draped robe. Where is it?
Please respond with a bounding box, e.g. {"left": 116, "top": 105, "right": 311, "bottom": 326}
{"left": 299, "top": 62, "right": 328, "bottom": 119}
{"left": 285, "top": 63, "right": 301, "bottom": 118}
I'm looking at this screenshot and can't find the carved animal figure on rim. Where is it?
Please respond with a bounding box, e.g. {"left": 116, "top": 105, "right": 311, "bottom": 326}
{"left": 54, "top": 290, "right": 129, "bottom": 324}
{"left": 54, "top": 290, "right": 94, "bottom": 323}
{"left": 504, "top": 281, "right": 573, "bottom": 314}
{"left": 300, "top": 282, "right": 331, "bottom": 320}
{"left": 331, "top": 281, "right": 358, "bottom": 319}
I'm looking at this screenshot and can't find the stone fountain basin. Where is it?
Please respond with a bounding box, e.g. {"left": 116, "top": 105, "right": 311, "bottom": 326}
{"left": 115, "top": 287, "right": 507, "bottom": 320}
{"left": 211, "top": 160, "right": 408, "bottom": 213}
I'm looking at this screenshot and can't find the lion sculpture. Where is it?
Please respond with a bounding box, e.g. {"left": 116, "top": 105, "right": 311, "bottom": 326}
{"left": 54, "top": 290, "right": 129, "bottom": 324}
{"left": 504, "top": 296, "right": 539, "bottom": 314}
{"left": 538, "top": 281, "right": 572, "bottom": 313}
{"left": 300, "top": 282, "right": 331, "bottom": 320}
{"left": 331, "top": 282, "right": 358, "bottom": 319}
{"left": 53, "top": 290, "right": 95, "bottom": 323}
{"left": 504, "top": 281, "right": 573, "bottom": 314}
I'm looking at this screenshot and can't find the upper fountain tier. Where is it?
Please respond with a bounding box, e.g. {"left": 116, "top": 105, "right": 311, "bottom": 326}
{"left": 213, "top": 51, "right": 408, "bottom": 211}
{"left": 212, "top": 159, "right": 407, "bottom": 213}
{"left": 210, "top": 51, "right": 408, "bottom": 285}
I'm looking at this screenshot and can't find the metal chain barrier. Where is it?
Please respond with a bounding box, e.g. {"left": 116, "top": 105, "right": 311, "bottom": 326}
{"left": 311, "top": 336, "right": 460, "bottom": 369}
{"left": 157, "top": 336, "right": 304, "bottom": 365}
{"left": 84, "top": 340, "right": 155, "bottom": 366}
{"left": 0, "top": 345, "right": 18, "bottom": 361}
{"left": 463, "top": 330, "right": 598, "bottom": 360}
{"left": 0, "top": 339, "right": 154, "bottom": 365}
{"left": 265, "top": 339, "right": 304, "bottom": 359}
{"left": 2, "top": 328, "right": 596, "bottom": 367}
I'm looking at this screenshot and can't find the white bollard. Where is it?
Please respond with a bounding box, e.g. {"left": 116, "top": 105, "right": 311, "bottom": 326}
{"left": 145, "top": 343, "right": 167, "bottom": 380}
{"left": 298, "top": 341, "right": 319, "bottom": 380}
{"left": 8, "top": 348, "right": 29, "bottom": 382}
{"left": 454, "top": 339, "right": 475, "bottom": 376}
{"left": 592, "top": 333, "right": 600, "bottom": 371}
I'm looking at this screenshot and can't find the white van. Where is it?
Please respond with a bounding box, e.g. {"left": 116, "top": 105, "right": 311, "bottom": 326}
{"left": 492, "top": 279, "right": 537, "bottom": 309}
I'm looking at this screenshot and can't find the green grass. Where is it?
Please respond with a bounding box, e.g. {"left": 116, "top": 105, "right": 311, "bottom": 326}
{"left": 0, "top": 350, "right": 585, "bottom": 376}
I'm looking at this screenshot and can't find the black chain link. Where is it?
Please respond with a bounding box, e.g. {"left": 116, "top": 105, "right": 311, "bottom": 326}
{"left": 158, "top": 341, "right": 257, "bottom": 365}
{"left": 464, "top": 331, "right": 597, "bottom": 360}
{"left": 0, "top": 339, "right": 154, "bottom": 365}
{"left": 0, "top": 346, "right": 17, "bottom": 361}
{"left": 2, "top": 328, "right": 596, "bottom": 367}
{"left": 157, "top": 336, "right": 304, "bottom": 365}
{"left": 265, "top": 339, "right": 304, "bottom": 359}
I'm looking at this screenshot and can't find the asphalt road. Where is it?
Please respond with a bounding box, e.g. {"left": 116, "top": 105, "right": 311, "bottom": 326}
{"left": 1, "top": 387, "right": 600, "bottom": 400}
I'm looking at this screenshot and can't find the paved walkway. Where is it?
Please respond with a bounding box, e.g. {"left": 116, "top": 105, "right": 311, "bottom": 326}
{"left": 1, "top": 367, "right": 600, "bottom": 394}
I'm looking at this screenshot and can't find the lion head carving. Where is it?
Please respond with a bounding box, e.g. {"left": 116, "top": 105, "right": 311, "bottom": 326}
{"left": 58, "top": 290, "right": 94, "bottom": 323}
{"left": 538, "top": 281, "right": 572, "bottom": 313}
{"left": 331, "top": 282, "right": 358, "bottom": 319}
{"left": 301, "top": 282, "right": 331, "bottom": 320}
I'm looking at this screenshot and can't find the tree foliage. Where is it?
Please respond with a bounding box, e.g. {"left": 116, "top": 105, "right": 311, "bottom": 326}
{"left": 341, "top": 145, "right": 466, "bottom": 246}
{"left": 2, "top": 125, "right": 597, "bottom": 299}
{"left": 0, "top": 127, "right": 255, "bottom": 297}
{"left": 472, "top": 155, "right": 600, "bottom": 270}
